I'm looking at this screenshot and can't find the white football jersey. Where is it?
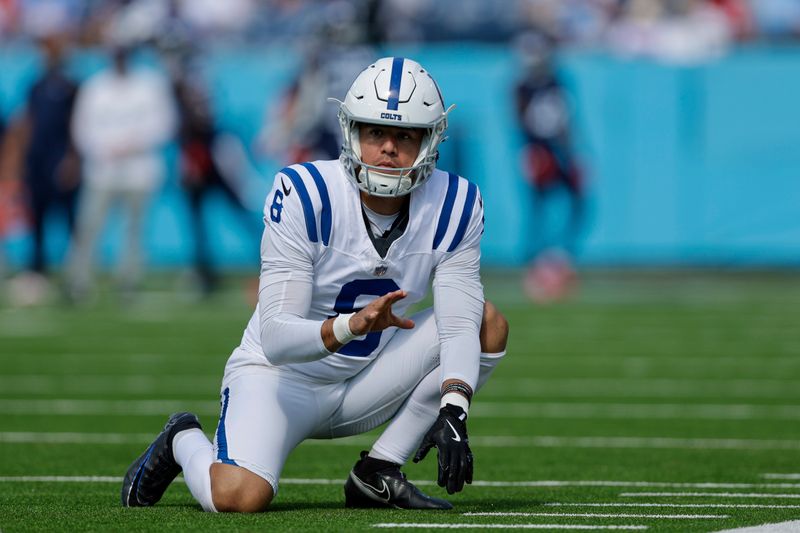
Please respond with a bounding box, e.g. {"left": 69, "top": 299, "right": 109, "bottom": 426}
{"left": 226, "top": 159, "right": 484, "bottom": 384}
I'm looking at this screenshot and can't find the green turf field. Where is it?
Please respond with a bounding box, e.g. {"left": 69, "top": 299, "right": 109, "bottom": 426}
{"left": 1, "top": 270, "right": 799, "bottom": 532}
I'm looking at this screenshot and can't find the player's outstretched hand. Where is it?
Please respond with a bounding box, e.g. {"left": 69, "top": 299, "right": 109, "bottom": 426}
{"left": 413, "top": 404, "right": 473, "bottom": 494}
{"left": 349, "top": 290, "right": 415, "bottom": 335}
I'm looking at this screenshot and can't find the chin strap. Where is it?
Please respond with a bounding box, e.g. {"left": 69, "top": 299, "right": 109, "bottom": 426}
{"left": 358, "top": 166, "right": 413, "bottom": 197}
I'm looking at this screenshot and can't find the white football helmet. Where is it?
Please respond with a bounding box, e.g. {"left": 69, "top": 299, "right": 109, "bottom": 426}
{"left": 333, "top": 57, "right": 454, "bottom": 197}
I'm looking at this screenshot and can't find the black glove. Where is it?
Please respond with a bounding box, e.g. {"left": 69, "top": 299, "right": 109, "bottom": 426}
{"left": 413, "top": 404, "right": 473, "bottom": 494}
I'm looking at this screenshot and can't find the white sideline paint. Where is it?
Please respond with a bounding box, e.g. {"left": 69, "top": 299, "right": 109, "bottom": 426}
{"left": 0, "top": 374, "right": 219, "bottom": 395}
{"left": 4, "top": 432, "right": 800, "bottom": 451}
{"left": 471, "top": 402, "right": 800, "bottom": 421}
{"left": 373, "top": 525, "right": 648, "bottom": 530}
{"left": 0, "top": 476, "right": 123, "bottom": 482}
{"left": 762, "top": 474, "right": 800, "bottom": 480}
{"left": 5, "top": 399, "right": 800, "bottom": 421}
{"left": 545, "top": 503, "right": 800, "bottom": 510}
{"left": 713, "top": 520, "right": 800, "bottom": 533}
{"left": 486, "top": 378, "right": 800, "bottom": 400}
{"left": 463, "top": 512, "right": 727, "bottom": 519}
{"left": 0, "top": 399, "right": 219, "bottom": 416}
{"left": 467, "top": 436, "right": 800, "bottom": 451}
{"left": 454, "top": 481, "right": 800, "bottom": 489}
{"left": 5, "top": 375, "right": 799, "bottom": 399}
{"left": 0, "top": 315, "right": 60, "bottom": 337}
{"left": 0, "top": 432, "right": 157, "bottom": 444}
{"left": 1, "top": 476, "right": 798, "bottom": 493}
{"left": 508, "top": 354, "right": 800, "bottom": 367}
{"left": 621, "top": 492, "right": 800, "bottom": 499}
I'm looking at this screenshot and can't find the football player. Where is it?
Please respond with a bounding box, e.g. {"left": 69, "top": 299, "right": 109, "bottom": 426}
{"left": 121, "top": 57, "right": 508, "bottom": 512}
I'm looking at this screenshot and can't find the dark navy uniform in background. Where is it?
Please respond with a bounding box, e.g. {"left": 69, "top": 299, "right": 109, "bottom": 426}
{"left": 23, "top": 64, "right": 79, "bottom": 273}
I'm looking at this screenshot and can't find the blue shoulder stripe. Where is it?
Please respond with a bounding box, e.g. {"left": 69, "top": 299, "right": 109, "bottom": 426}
{"left": 280, "top": 166, "right": 317, "bottom": 243}
{"left": 433, "top": 172, "right": 459, "bottom": 249}
{"left": 447, "top": 181, "right": 478, "bottom": 252}
{"left": 300, "top": 162, "right": 332, "bottom": 246}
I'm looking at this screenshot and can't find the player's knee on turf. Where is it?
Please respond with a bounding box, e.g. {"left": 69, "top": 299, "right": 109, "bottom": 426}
{"left": 480, "top": 301, "right": 508, "bottom": 353}
{"left": 210, "top": 463, "right": 274, "bottom": 513}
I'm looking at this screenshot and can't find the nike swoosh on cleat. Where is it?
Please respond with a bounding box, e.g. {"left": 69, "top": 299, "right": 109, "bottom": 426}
{"left": 352, "top": 473, "right": 390, "bottom": 502}
{"left": 445, "top": 420, "right": 461, "bottom": 442}
{"left": 281, "top": 177, "right": 292, "bottom": 196}
{"left": 128, "top": 443, "right": 155, "bottom": 506}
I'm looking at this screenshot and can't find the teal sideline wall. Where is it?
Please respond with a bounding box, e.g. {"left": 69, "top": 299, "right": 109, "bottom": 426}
{"left": 1, "top": 44, "right": 799, "bottom": 269}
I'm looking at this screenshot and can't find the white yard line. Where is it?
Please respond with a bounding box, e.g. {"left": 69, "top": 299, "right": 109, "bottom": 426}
{"left": 509, "top": 355, "right": 800, "bottom": 367}
{"left": 545, "top": 503, "right": 800, "bottom": 510}
{"left": 713, "top": 520, "right": 800, "bottom": 533}
{"left": 621, "top": 492, "right": 800, "bottom": 499}
{"left": 463, "top": 512, "right": 727, "bottom": 519}
{"left": 0, "top": 374, "right": 219, "bottom": 395}
{"left": 471, "top": 402, "right": 800, "bottom": 421}
{"left": 762, "top": 474, "right": 800, "bottom": 480}
{"left": 0, "top": 315, "right": 60, "bottom": 337}
{"left": 5, "top": 375, "right": 799, "bottom": 399}
{"left": 485, "top": 378, "right": 800, "bottom": 400}
{"left": 469, "top": 436, "right": 800, "bottom": 451}
{"left": 0, "top": 476, "right": 797, "bottom": 493}
{"left": 0, "top": 352, "right": 215, "bottom": 362}
{"left": 0, "top": 398, "right": 800, "bottom": 420}
{"left": 0, "top": 432, "right": 159, "bottom": 444}
{"left": 0, "top": 399, "right": 219, "bottom": 416}
{"left": 458, "top": 481, "right": 800, "bottom": 489}
{"left": 5, "top": 398, "right": 800, "bottom": 421}
{"left": 0, "top": 432, "right": 373, "bottom": 446}
{"left": 0, "top": 476, "right": 124, "bottom": 482}
{"left": 4, "top": 432, "right": 800, "bottom": 451}
{"left": 373, "top": 525, "right": 648, "bottom": 530}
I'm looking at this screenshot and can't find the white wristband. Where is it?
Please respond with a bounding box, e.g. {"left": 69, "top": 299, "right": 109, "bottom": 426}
{"left": 332, "top": 312, "right": 357, "bottom": 344}
{"left": 441, "top": 392, "right": 470, "bottom": 415}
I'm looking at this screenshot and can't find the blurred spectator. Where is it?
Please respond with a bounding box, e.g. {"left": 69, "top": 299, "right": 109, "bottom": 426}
{"left": 0, "top": 97, "right": 46, "bottom": 306}
{"left": 514, "top": 32, "right": 584, "bottom": 302}
{"left": 257, "top": 0, "right": 375, "bottom": 164}
{"left": 258, "top": 49, "right": 341, "bottom": 164}
{"left": 374, "top": 0, "right": 519, "bottom": 43}
{"left": 175, "top": 0, "right": 255, "bottom": 39}
{"left": 518, "top": 0, "right": 618, "bottom": 46}
{"left": 66, "top": 44, "right": 176, "bottom": 303}
{"left": 606, "top": 0, "right": 735, "bottom": 63}
{"left": 0, "top": 0, "right": 19, "bottom": 39}
{"left": 166, "top": 47, "right": 257, "bottom": 296}
{"left": 15, "top": 34, "right": 80, "bottom": 282}
{"left": 1, "top": 0, "right": 788, "bottom": 50}
{"left": 25, "top": 1, "right": 81, "bottom": 34}
{"left": 750, "top": 0, "right": 800, "bottom": 40}
{"left": 102, "top": 0, "right": 170, "bottom": 45}
{"left": 78, "top": 0, "right": 254, "bottom": 47}
{"left": 0, "top": 102, "right": 7, "bottom": 296}
{"left": 0, "top": 178, "right": 48, "bottom": 307}
{"left": 708, "top": 0, "right": 754, "bottom": 40}
{"left": 373, "top": 0, "right": 437, "bottom": 43}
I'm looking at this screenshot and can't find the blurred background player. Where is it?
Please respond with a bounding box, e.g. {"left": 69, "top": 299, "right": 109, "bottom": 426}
{"left": 0, "top": 99, "right": 8, "bottom": 300}
{"left": 257, "top": 0, "right": 376, "bottom": 165}
{"left": 514, "top": 30, "right": 585, "bottom": 303}
{"left": 66, "top": 41, "right": 176, "bottom": 303}
{"left": 164, "top": 42, "right": 258, "bottom": 297}
{"left": 7, "top": 33, "right": 80, "bottom": 304}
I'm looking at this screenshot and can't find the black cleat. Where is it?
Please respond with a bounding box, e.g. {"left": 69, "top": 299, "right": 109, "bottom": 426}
{"left": 344, "top": 451, "right": 452, "bottom": 510}
{"left": 121, "top": 412, "right": 202, "bottom": 507}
